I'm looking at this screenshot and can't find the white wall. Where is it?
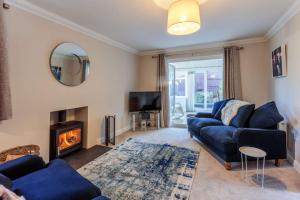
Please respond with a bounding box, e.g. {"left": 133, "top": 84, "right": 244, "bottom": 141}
{"left": 138, "top": 42, "right": 271, "bottom": 106}
{"left": 269, "top": 12, "right": 300, "bottom": 167}
{"left": 0, "top": 7, "right": 139, "bottom": 160}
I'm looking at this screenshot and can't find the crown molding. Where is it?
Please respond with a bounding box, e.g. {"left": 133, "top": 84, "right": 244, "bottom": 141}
{"left": 139, "top": 37, "right": 267, "bottom": 56}
{"left": 6, "top": 0, "right": 297, "bottom": 56}
{"left": 5, "top": 0, "right": 138, "bottom": 54}
{"left": 265, "top": 0, "right": 300, "bottom": 39}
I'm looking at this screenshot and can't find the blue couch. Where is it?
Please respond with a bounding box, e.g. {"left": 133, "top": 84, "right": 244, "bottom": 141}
{"left": 187, "top": 100, "right": 287, "bottom": 170}
{"left": 0, "top": 155, "right": 109, "bottom": 200}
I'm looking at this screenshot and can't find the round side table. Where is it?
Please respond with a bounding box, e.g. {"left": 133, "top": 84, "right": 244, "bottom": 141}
{"left": 239, "top": 146, "right": 266, "bottom": 188}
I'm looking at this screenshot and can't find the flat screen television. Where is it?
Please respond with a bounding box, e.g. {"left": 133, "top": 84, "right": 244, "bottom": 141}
{"left": 129, "top": 92, "right": 161, "bottom": 112}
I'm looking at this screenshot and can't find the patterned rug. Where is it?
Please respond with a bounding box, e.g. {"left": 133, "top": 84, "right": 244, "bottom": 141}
{"left": 78, "top": 139, "right": 199, "bottom": 200}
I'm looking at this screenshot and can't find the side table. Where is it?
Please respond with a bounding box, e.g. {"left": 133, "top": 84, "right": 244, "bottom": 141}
{"left": 239, "top": 146, "right": 266, "bottom": 188}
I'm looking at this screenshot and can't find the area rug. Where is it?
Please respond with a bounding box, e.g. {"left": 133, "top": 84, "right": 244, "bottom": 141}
{"left": 78, "top": 138, "right": 199, "bottom": 200}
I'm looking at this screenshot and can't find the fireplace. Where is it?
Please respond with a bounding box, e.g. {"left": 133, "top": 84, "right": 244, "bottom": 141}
{"left": 50, "top": 121, "right": 83, "bottom": 160}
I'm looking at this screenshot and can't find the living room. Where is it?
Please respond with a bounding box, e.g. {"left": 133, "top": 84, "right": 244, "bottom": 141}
{"left": 0, "top": 0, "right": 300, "bottom": 199}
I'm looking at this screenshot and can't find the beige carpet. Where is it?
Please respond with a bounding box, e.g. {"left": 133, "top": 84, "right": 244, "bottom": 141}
{"left": 116, "top": 128, "right": 300, "bottom": 200}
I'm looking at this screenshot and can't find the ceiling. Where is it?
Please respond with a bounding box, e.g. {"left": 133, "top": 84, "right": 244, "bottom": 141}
{"left": 26, "top": 0, "right": 296, "bottom": 52}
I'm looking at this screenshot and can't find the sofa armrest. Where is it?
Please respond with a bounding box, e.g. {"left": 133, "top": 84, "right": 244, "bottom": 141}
{"left": 233, "top": 128, "right": 287, "bottom": 159}
{"left": 0, "top": 155, "right": 46, "bottom": 180}
{"left": 195, "top": 112, "right": 213, "bottom": 118}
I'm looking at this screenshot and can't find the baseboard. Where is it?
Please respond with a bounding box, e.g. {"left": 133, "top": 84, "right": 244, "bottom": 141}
{"left": 96, "top": 125, "right": 131, "bottom": 145}
{"left": 116, "top": 125, "right": 131, "bottom": 136}
{"left": 294, "top": 160, "right": 300, "bottom": 174}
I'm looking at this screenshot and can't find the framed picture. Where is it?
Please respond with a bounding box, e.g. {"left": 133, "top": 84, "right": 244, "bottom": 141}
{"left": 272, "top": 44, "right": 287, "bottom": 77}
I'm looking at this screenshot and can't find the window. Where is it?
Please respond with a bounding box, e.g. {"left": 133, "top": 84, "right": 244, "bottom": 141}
{"left": 175, "top": 72, "right": 186, "bottom": 97}
{"left": 194, "top": 67, "right": 223, "bottom": 110}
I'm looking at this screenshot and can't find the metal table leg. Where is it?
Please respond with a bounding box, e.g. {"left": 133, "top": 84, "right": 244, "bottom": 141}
{"left": 262, "top": 156, "right": 265, "bottom": 188}
{"left": 241, "top": 153, "right": 244, "bottom": 178}
{"left": 256, "top": 157, "right": 259, "bottom": 181}
{"left": 245, "top": 155, "right": 248, "bottom": 180}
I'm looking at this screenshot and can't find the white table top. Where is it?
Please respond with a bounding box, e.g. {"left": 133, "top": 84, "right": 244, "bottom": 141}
{"left": 239, "top": 146, "right": 266, "bottom": 158}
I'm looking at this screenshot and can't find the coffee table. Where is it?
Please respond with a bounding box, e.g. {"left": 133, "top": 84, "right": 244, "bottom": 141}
{"left": 239, "top": 146, "right": 266, "bottom": 188}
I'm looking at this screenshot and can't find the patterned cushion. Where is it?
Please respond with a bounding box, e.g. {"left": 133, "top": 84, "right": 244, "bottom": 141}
{"left": 0, "top": 173, "right": 12, "bottom": 190}
{"left": 213, "top": 99, "right": 234, "bottom": 120}
{"left": 0, "top": 185, "right": 25, "bottom": 200}
{"left": 221, "top": 100, "right": 251, "bottom": 125}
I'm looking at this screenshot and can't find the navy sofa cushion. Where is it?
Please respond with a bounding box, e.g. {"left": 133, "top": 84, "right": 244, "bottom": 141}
{"left": 249, "top": 101, "right": 284, "bottom": 129}
{"left": 194, "top": 112, "right": 213, "bottom": 118}
{"left": 200, "top": 126, "right": 237, "bottom": 153}
{"left": 187, "top": 117, "right": 223, "bottom": 135}
{"left": 13, "top": 159, "right": 101, "bottom": 200}
{"left": 211, "top": 100, "right": 225, "bottom": 116}
{"left": 213, "top": 99, "right": 233, "bottom": 120}
{"left": 230, "top": 104, "right": 255, "bottom": 128}
{"left": 0, "top": 155, "right": 46, "bottom": 180}
{"left": 0, "top": 173, "right": 12, "bottom": 190}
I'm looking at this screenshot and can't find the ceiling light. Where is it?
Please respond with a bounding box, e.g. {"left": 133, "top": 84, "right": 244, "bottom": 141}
{"left": 167, "top": 0, "right": 201, "bottom": 36}
{"left": 153, "top": 0, "right": 207, "bottom": 10}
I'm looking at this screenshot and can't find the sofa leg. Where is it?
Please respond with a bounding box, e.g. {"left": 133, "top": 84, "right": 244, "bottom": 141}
{"left": 224, "top": 162, "right": 232, "bottom": 170}
{"left": 275, "top": 159, "right": 281, "bottom": 167}
{"left": 190, "top": 133, "right": 193, "bottom": 138}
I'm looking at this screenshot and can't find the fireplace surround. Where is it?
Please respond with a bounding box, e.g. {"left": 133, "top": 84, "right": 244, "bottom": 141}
{"left": 50, "top": 121, "right": 83, "bottom": 160}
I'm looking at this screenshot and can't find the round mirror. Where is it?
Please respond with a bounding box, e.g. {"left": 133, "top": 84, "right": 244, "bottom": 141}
{"left": 50, "top": 43, "right": 90, "bottom": 86}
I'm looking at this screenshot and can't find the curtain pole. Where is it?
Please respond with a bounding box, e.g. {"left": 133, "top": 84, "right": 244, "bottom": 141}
{"left": 151, "top": 47, "right": 244, "bottom": 59}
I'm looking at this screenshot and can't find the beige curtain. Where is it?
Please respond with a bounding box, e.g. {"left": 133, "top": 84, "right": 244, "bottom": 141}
{"left": 0, "top": 2, "right": 12, "bottom": 121}
{"left": 224, "top": 46, "right": 243, "bottom": 100}
{"left": 156, "top": 54, "right": 169, "bottom": 128}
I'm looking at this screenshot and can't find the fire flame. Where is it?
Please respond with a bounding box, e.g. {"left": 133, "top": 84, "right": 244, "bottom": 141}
{"left": 58, "top": 129, "right": 81, "bottom": 151}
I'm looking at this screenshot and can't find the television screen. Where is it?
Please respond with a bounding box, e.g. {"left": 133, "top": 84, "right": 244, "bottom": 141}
{"left": 129, "top": 92, "right": 161, "bottom": 112}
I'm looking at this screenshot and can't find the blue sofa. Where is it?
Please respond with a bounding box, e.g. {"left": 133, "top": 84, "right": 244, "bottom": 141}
{"left": 0, "top": 155, "right": 109, "bottom": 200}
{"left": 187, "top": 100, "right": 287, "bottom": 170}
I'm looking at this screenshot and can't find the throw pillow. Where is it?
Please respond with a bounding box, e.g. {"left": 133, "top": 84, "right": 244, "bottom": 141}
{"left": 249, "top": 101, "right": 284, "bottom": 129}
{"left": 0, "top": 174, "right": 12, "bottom": 190}
{"left": 213, "top": 99, "right": 234, "bottom": 120}
{"left": 211, "top": 100, "right": 225, "bottom": 116}
{"left": 230, "top": 104, "right": 255, "bottom": 128}
{"left": 221, "top": 100, "right": 252, "bottom": 125}
{"left": 0, "top": 185, "right": 25, "bottom": 200}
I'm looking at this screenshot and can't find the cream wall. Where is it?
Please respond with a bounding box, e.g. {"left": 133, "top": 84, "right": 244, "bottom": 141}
{"left": 138, "top": 42, "right": 271, "bottom": 106}
{"left": 138, "top": 56, "right": 157, "bottom": 91}
{"left": 269, "top": 12, "right": 300, "bottom": 166}
{"left": 239, "top": 42, "right": 272, "bottom": 106}
{"left": 0, "top": 7, "right": 139, "bottom": 160}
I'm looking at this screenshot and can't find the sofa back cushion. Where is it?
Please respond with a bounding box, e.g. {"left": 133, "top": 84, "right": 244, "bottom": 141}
{"left": 0, "top": 173, "right": 12, "bottom": 190}
{"left": 230, "top": 104, "right": 255, "bottom": 128}
{"left": 213, "top": 99, "right": 233, "bottom": 120}
{"left": 249, "top": 101, "right": 284, "bottom": 129}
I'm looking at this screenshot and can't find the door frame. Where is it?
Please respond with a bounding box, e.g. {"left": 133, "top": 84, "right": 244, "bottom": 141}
{"left": 166, "top": 54, "right": 224, "bottom": 127}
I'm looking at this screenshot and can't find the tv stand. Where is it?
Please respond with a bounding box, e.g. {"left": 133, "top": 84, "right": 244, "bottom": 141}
{"left": 131, "top": 111, "right": 160, "bottom": 132}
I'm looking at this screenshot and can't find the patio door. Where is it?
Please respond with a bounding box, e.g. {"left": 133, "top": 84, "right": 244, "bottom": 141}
{"left": 169, "top": 64, "right": 176, "bottom": 125}
{"left": 168, "top": 57, "right": 223, "bottom": 126}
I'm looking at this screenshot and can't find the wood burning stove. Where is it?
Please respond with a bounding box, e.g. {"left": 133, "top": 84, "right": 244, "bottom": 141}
{"left": 50, "top": 121, "right": 83, "bottom": 160}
